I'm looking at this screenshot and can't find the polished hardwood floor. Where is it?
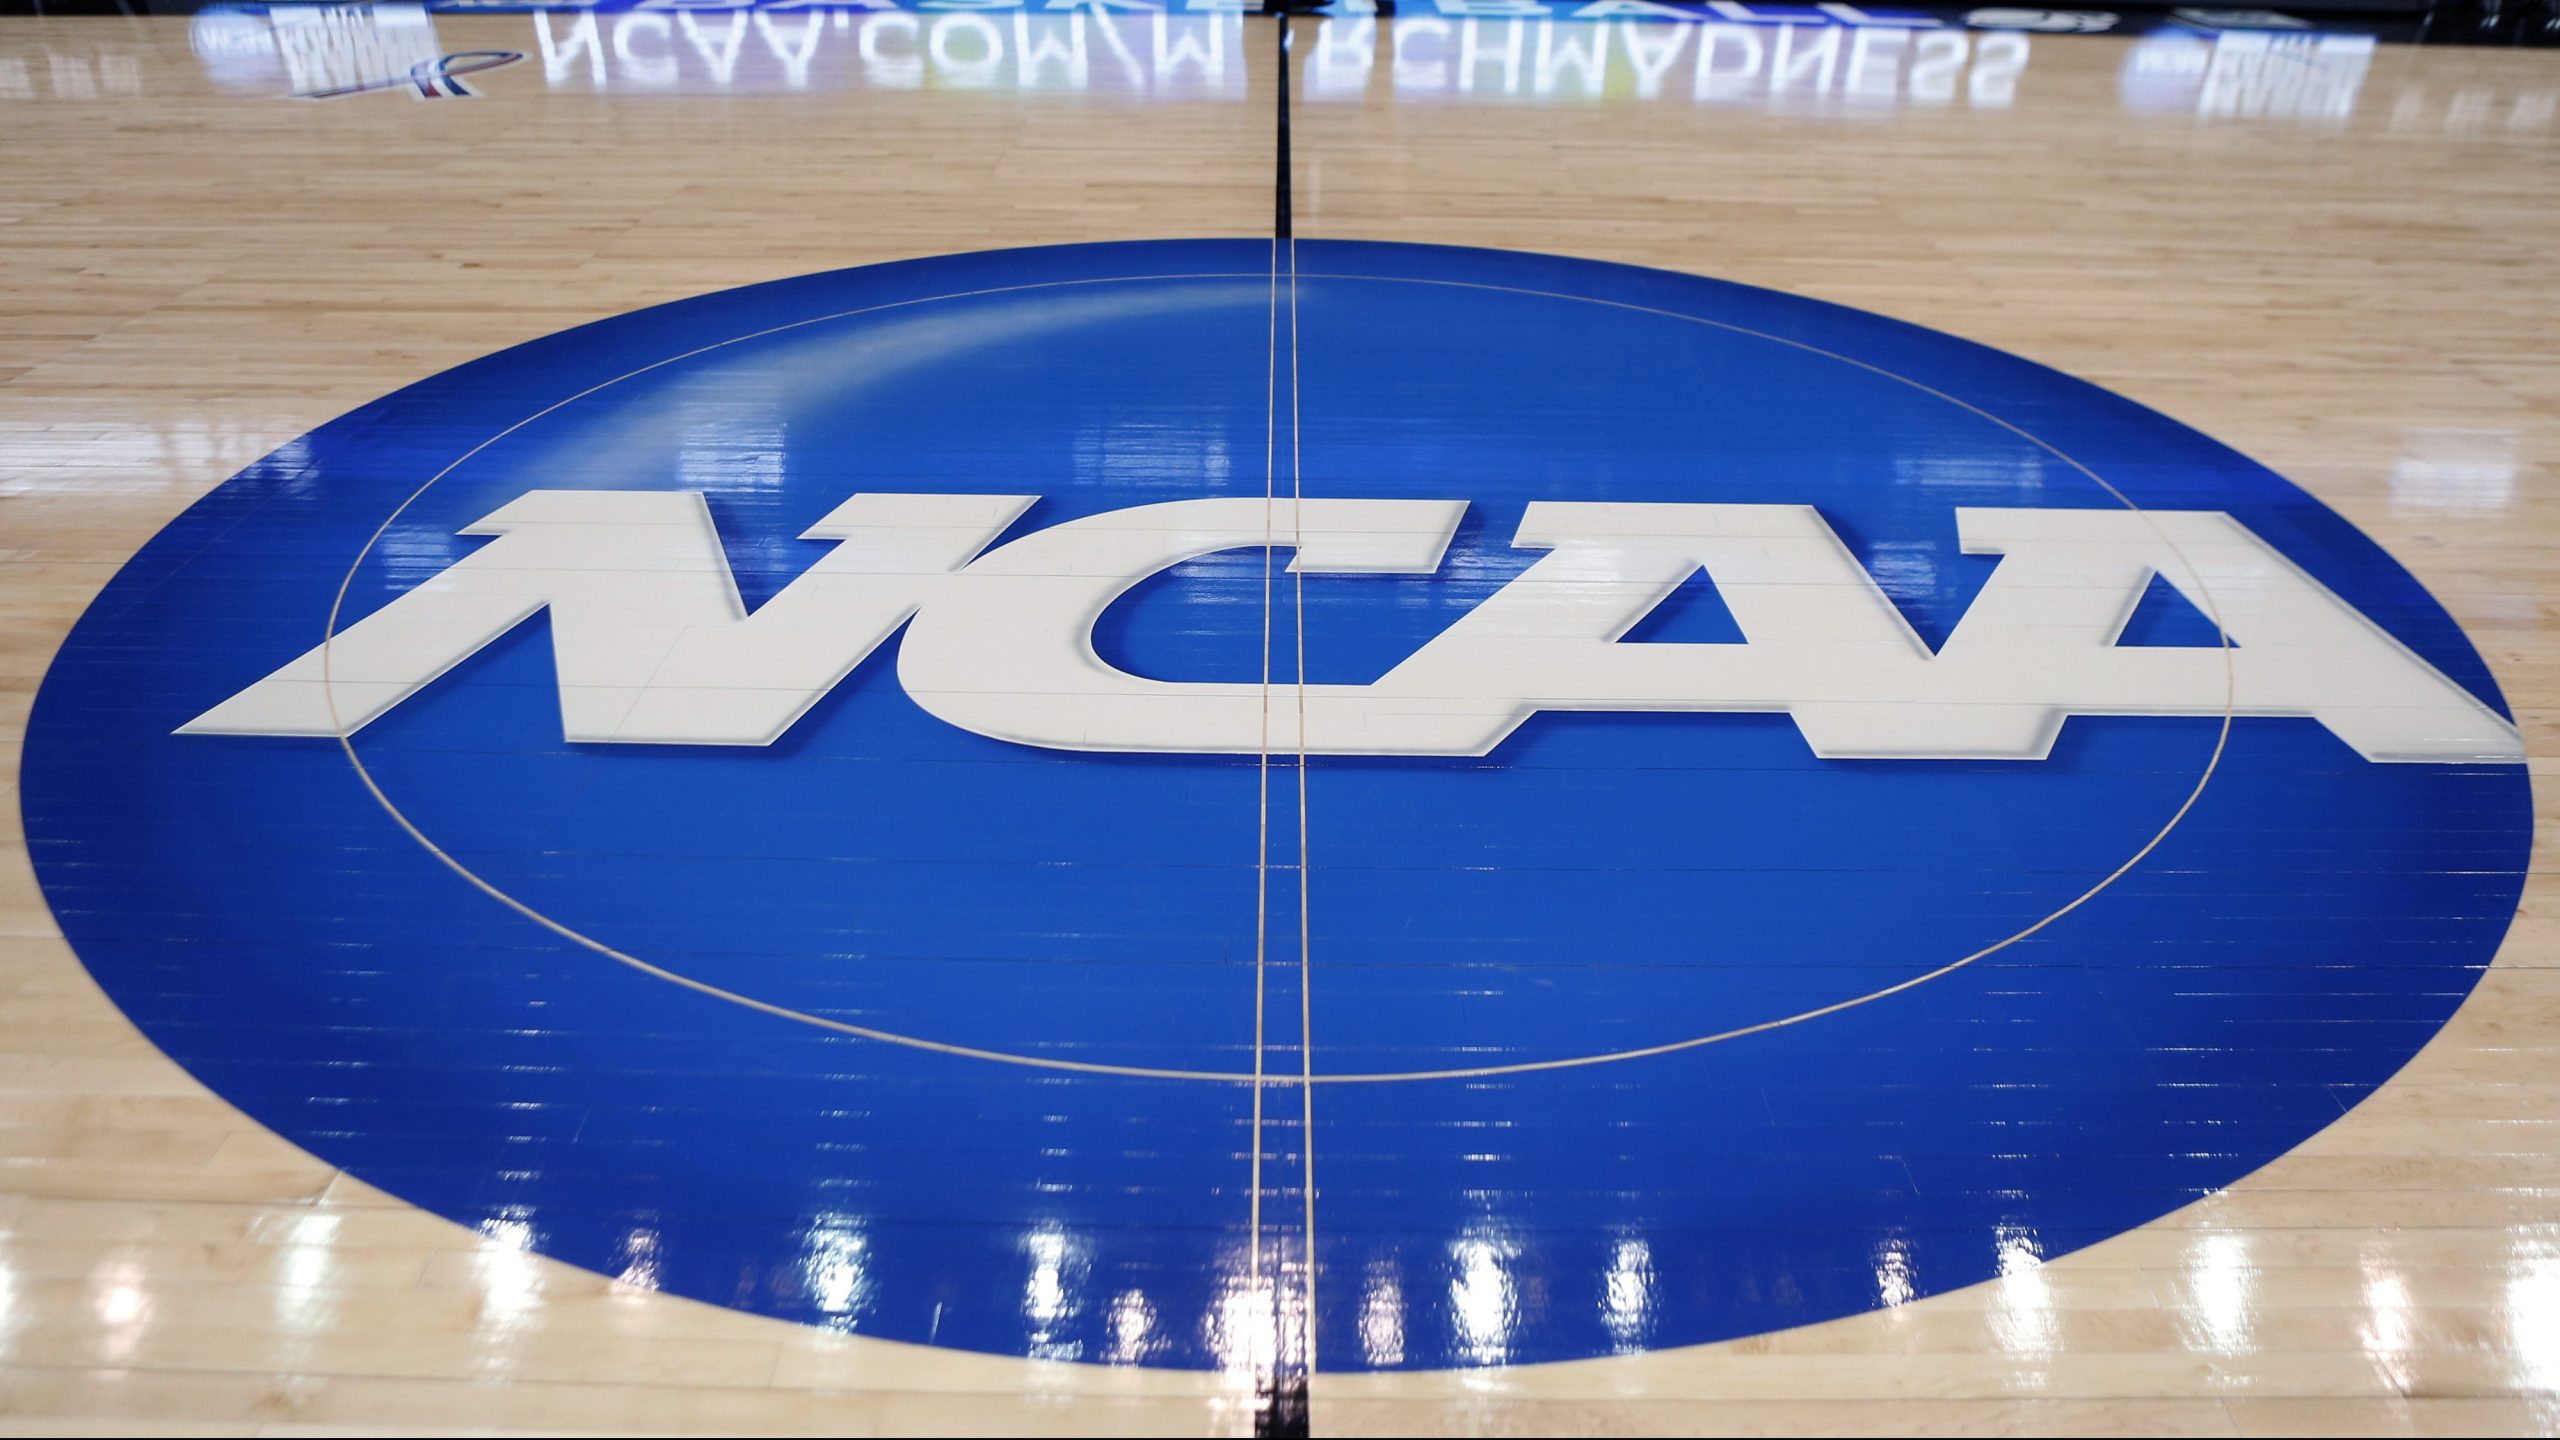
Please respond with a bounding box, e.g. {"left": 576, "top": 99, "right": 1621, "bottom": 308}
{"left": 4, "top": 8, "right": 2560, "bottom": 1435}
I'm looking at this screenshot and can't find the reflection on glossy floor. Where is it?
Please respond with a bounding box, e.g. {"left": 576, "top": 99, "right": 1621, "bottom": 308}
{"left": 5, "top": 6, "right": 2560, "bottom": 1436}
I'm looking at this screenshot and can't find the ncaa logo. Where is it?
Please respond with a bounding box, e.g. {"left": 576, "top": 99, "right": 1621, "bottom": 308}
{"left": 23, "top": 241, "right": 2530, "bottom": 1370}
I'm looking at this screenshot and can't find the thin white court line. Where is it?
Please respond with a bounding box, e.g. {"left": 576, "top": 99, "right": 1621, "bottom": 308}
{"left": 1275, "top": 268, "right": 2239, "bottom": 1084}
{"left": 1249, "top": 234, "right": 1280, "bottom": 1316}
{"left": 317, "top": 261, "right": 2236, "bottom": 1088}
{"left": 1286, "top": 223, "right": 1320, "bottom": 1380}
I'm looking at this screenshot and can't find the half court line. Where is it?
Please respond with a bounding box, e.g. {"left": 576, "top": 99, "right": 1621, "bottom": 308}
{"left": 1258, "top": 12, "right": 1316, "bottom": 1438}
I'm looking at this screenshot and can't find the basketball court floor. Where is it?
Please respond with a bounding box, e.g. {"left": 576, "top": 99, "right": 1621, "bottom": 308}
{"left": 4, "top": 4, "right": 2560, "bottom": 1435}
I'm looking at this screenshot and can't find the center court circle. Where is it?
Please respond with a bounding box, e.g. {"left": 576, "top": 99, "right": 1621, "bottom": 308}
{"left": 22, "top": 240, "right": 2531, "bottom": 1369}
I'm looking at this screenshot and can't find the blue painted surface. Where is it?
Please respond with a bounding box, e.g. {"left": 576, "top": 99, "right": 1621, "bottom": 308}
{"left": 20, "top": 240, "right": 2529, "bottom": 1371}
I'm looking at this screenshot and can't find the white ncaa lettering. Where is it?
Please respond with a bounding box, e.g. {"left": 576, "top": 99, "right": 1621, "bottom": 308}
{"left": 180, "top": 492, "right": 2523, "bottom": 764}
{"left": 897, "top": 496, "right": 1468, "bottom": 752}
{"left": 177, "top": 490, "right": 1033, "bottom": 744}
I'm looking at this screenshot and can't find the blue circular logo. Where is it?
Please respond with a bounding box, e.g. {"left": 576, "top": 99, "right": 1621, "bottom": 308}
{"left": 23, "top": 240, "right": 2529, "bottom": 1370}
